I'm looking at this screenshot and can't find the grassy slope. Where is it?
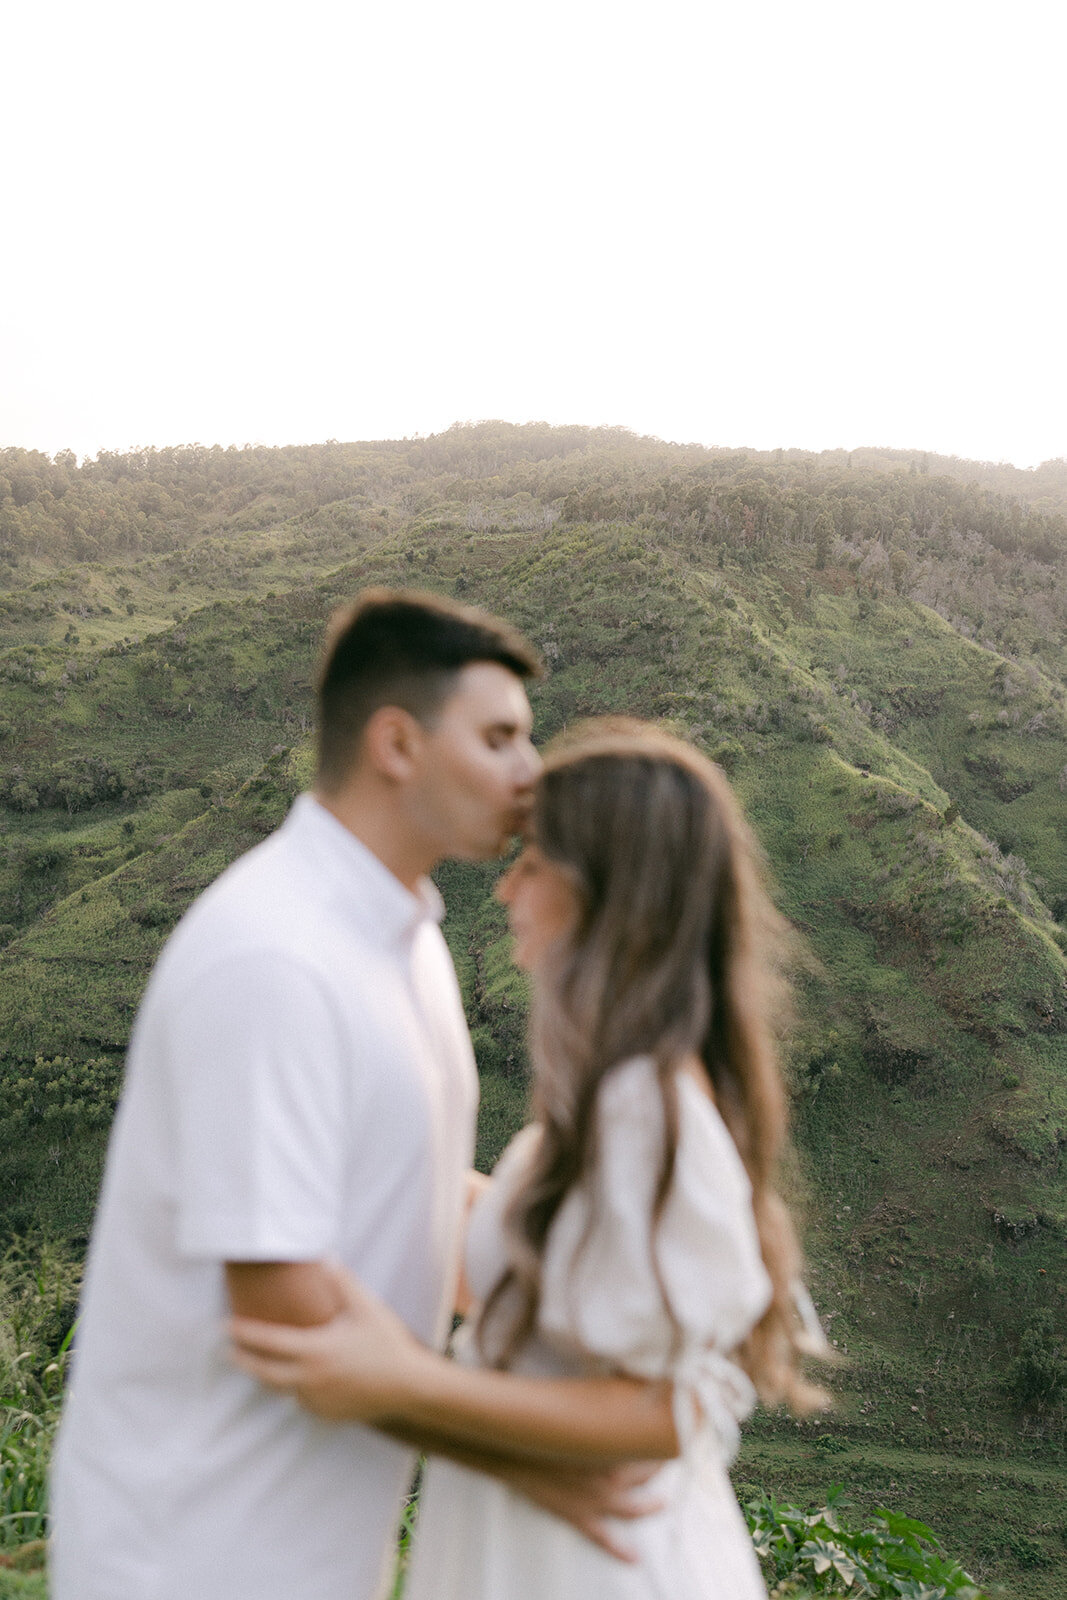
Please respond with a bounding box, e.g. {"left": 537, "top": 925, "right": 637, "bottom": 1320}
{"left": 2, "top": 437, "right": 1066, "bottom": 1590}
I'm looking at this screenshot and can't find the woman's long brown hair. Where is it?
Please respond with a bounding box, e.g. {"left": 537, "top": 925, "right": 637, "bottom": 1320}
{"left": 478, "top": 718, "right": 822, "bottom": 1412}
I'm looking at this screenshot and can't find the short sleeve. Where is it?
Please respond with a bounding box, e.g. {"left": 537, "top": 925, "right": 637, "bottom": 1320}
{"left": 538, "top": 1057, "right": 772, "bottom": 1457}
{"left": 167, "top": 952, "right": 348, "bottom": 1261}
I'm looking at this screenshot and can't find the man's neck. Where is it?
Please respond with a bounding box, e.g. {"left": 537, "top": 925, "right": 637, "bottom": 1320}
{"left": 313, "top": 786, "right": 435, "bottom": 893}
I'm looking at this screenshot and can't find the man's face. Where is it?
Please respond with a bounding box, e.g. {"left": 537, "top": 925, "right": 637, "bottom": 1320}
{"left": 408, "top": 662, "right": 540, "bottom": 862}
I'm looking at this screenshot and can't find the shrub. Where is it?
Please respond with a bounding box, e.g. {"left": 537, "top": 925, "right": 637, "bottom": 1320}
{"left": 1002, "top": 1531, "right": 1049, "bottom": 1569}
{"left": 1010, "top": 1312, "right": 1067, "bottom": 1408}
{"left": 128, "top": 900, "right": 175, "bottom": 930}
{"left": 746, "top": 1488, "right": 983, "bottom": 1598}
{"left": 708, "top": 736, "right": 744, "bottom": 774}
{"left": 0, "top": 1056, "right": 120, "bottom": 1138}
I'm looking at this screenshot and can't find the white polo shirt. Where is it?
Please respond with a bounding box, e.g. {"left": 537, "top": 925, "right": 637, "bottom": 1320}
{"left": 51, "top": 794, "right": 479, "bottom": 1600}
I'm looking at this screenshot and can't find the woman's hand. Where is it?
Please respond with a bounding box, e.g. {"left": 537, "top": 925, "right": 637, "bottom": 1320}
{"left": 229, "top": 1262, "right": 426, "bottom": 1422}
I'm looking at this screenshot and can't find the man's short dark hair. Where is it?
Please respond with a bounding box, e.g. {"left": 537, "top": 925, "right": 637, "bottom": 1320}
{"left": 316, "top": 588, "right": 541, "bottom": 789}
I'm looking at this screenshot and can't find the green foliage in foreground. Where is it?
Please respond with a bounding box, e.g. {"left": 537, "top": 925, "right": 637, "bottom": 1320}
{"left": 0, "top": 1241, "right": 81, "bottom": 1561}
{"left": 0, "top": 1564, "right": 47, "bottom": 1600}
{"left": 0, "top": 1473, "right": 990, "bottom": 1600}
{"left": 391, "top": 1485, "right": 419, "bottom": 1600}
{"left": 0, "top": 1411, "right": 52, "bottom": 1551}
{"left": 748, "top": 1486, "right": 983, "bottom": 1598}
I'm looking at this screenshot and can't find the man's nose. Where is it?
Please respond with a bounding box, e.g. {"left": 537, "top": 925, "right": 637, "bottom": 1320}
{"left": 518, "top": 739, "right": 541, "bottom": 784}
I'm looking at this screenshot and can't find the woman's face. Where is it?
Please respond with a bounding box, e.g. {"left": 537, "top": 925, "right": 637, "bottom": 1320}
{"left": 496, "top": 846, "right": 579, "bottom": 971}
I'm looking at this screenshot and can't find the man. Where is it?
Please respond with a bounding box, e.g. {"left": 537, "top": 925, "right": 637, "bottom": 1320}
{"left": 51, "top": 589, "right": 548, "bottom": 1599}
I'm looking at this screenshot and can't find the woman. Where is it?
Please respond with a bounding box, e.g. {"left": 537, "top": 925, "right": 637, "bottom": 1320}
{"left": 232, "top": 719, "right": 822, "bottom": 1599}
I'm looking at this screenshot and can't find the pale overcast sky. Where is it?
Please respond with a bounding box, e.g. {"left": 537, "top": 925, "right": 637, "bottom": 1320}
{"left": 2, "top": 0, "right": 1064, "bottom": 467}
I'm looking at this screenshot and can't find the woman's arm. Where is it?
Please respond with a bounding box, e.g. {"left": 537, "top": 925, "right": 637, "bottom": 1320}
{"left": 394, "top": 1356, "right": 675, "bottom": 1464}
{"left": 380, "top": 1420, "right": 665, "bottom": 1560}
{"left": 230, "top": 1265, "right": 679, "bottom": 1467}
{"left": 394, "top": 1356, "right": 676, "bottom": 1465}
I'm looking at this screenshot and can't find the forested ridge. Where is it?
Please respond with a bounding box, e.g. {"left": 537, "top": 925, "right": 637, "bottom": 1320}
{"left": 2, "top": 422, "right": 1066, "bottom": 1596}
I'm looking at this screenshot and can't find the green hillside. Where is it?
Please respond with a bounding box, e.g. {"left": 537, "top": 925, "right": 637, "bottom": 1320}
{"left": 2, "top": 425, "right": 1066, "bottom": 1595}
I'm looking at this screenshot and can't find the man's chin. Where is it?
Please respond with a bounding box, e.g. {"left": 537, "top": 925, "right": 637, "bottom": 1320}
{"left": 451, "top": 829, "right": 521, "bottom": 864}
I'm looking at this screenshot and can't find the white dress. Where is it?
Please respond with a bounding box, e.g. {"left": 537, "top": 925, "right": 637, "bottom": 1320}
{"left": 404, "top": 1056, "right": 773, "bottom": 1600}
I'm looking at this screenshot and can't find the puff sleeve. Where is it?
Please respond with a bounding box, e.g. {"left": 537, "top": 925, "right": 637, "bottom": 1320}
{"left": 537, "top": 1057, "right": 772, "bottom": 1461}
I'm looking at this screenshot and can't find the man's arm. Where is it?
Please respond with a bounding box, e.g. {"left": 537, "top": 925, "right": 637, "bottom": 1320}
{"left": 454, "top": 1169, "right": 491, "bottom": 1317}
{"left": 225, "top": 1262, "right": 344, "bottom": 1326}
{"left": 227, "top": 1166, "right": 488, "bottom": 1325}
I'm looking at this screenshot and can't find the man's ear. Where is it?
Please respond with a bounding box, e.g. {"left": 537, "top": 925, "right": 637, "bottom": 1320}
{"left": 361, "top": 704, "right": 426, "bottom": 783}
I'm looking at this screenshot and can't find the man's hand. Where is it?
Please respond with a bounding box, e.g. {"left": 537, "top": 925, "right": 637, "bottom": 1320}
{"left": 496, "top": 1458, "right": 666, "bottom": 1562}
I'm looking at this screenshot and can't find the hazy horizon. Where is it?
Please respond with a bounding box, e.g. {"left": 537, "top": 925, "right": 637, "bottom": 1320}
{"left": 4, "top": 423, "right": 1063, "bottom": 477}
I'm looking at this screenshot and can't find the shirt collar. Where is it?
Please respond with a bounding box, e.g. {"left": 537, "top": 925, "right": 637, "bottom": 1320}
{"left": 285, "top": 793, "right": 445, "bottom": 945}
